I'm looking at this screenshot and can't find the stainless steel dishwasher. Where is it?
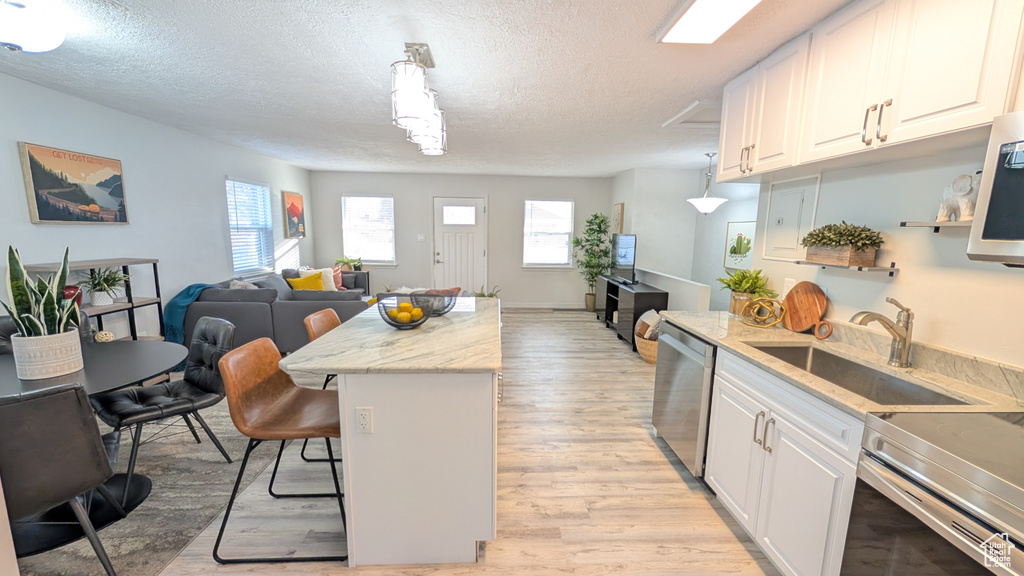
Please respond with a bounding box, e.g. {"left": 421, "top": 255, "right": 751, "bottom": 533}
{"left": 652, "top": 320, "right": 716, "bottom": 478}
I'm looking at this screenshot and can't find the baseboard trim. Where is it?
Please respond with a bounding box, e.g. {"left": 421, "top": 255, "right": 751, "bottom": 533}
{"left": 501, "top": 301, "right": 586, "bottom": 309}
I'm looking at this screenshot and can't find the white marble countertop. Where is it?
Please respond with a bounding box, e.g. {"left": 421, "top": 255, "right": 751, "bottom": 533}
{"left": 660, "top": 311, "right": 1024, "bottom": 419}
{"left": 281, "top": 298, "right": 502, "bottom": 375}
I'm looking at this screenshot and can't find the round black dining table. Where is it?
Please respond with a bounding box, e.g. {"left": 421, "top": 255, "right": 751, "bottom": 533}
{"left": 0, "top": 340, "right": 187, "bottom": 398}
{"left": 1, "top": 339, "right": 187, "bottom": 558}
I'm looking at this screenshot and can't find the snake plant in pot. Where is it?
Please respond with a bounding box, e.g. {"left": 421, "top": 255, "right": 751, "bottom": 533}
{"left": 2, "top": 246, "right": 83, "bottom": 380}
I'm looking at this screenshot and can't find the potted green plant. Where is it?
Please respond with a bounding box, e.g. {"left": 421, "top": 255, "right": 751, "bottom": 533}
{"left": 472, "top": 285, "right": 502, "bottom": 298}
{"left": 79, "top": 267, "right": 129, "bottom": 307}
{"left": 801, "top": 221, "right": 884, "bottom": 267}
{"left": 335, "top": 256, "right": 362, "bottom": 271}
{"left": 716, "top": 269, "right": 777, "bottom": 316}
{"left": 1, "top": 246, "right": 83, "bottom": 380}
{"left": 571, "top": 213, "right": 613, "bottom": 312}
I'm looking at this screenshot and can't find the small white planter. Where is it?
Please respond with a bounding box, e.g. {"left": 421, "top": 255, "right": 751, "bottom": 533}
{"left": 90, "top": 291, "right": 114, "bottom": 307}
{"left": 11, "top": 330, "right": 84, "bottom": 380}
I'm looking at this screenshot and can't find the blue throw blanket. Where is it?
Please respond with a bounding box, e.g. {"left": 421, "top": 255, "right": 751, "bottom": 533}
{"left": 163, "top": 283, "right": 214, "bottom": 346}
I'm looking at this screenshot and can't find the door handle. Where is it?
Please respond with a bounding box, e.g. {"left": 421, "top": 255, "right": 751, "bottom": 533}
{"left": 746, "top": 144, "right": 755, "bottom": 173}
{"left": 753, "top": 410, "right": 765, "bottom": 446}
{"left": 435, "top": 259, "right": 444, "bottom": 264}
{"left": 861, "top": 104, "right": 878, "bottom": 145}
{"left": 876, "top": 99, "right": 892, "bottom": 143}
{"left": 763, "top": 418, "right": 776, "bottom": 453}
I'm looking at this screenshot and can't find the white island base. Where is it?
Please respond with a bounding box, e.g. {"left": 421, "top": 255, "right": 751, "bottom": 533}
{"left": 280, "top": 298, "right": 501, "bottom": 566}
{"left": 336, "top": 371, "right": 497, "bottom": 565}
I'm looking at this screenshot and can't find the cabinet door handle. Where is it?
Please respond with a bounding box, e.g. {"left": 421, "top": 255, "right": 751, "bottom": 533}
{"left": 753, "top": 410, "right": 765, "bottom": 446}
{"left": 746, "top": 144, "right": 755, "bottom": 173}
{"left": 763, "top": 418, "right": 776, "bottom": 453}
{"left": 876, "top": 99, "right": 892, "bottom": 142}
{"left": 861, "top": 104, "right": 878, "bottom": 145}
{"left": 739, "top": 146, "right": 748, "bottom": 174}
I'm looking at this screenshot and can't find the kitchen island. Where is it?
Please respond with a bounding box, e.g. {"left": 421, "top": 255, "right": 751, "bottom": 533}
{"left": 279, "top": 297, "right": 501, "bottom": 566}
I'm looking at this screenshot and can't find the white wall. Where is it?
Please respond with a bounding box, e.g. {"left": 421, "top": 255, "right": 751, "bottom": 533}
{"left": 309, "top": 171, "right": 612, "bottom": 308}
{"left": 630, "top": 168, "right": 700, "bottom": 279}
{"left": 0, "top": 73, "right": 313, "bottom": 338}
{"left": 691, "top": 180, "right": 760, "bottom": 310}
{"left": 752, "top": 144, "right": 1024, "bottom": 366}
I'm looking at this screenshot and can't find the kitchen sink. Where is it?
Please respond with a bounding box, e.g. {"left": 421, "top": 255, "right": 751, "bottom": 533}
{"left": 748, "top": 344, "right": 967, "bottom": 406}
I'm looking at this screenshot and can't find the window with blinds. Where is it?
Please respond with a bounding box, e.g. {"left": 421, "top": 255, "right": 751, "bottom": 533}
{"left": 523, "top": 200, "right": 574, "bottom": 266}
{"left": 341, "top": 196, "right": 396, "bottom": 263}
{"left": 225, "top": 179, "right": 275, "bottom": 276}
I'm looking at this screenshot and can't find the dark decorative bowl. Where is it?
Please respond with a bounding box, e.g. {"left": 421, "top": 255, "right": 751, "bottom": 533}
{"left": 376, "top": 294, "right": 435, "bottom": 329}
{"left": 412, "top": 291, "right": 458, "bottom": 316}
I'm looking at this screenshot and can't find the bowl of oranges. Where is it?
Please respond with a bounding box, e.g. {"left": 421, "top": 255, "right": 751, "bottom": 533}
{"left": 376, "top": 294, "right": 435, "bottom": 329}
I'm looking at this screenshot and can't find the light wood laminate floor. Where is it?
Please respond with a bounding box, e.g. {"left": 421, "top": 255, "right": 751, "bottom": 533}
{"left": 158, "top": 309, "right": 778, "bottom": 575}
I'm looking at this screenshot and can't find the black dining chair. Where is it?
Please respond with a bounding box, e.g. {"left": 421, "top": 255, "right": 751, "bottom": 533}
{"left": 0, "top": 383, "right": 126, "bottom": 576}
{"left": 89, "top": 316, "right": 236, "bottom": 505}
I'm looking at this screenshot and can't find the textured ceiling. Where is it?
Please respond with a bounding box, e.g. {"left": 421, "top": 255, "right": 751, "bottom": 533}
{"left": 0, "top": 0, "right": 851, "bottom": 176}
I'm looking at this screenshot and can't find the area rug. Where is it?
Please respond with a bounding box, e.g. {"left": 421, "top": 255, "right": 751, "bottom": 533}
{"left": 16, "top": 397, "right": 279, "bottom": 576}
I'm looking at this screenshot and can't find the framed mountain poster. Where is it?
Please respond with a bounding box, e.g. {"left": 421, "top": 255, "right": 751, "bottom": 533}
{"left": 19, "top": 142, "right": 128, "bottom": 224}
{"left": 282, "top": 191, "right": 306, "bottom": 238}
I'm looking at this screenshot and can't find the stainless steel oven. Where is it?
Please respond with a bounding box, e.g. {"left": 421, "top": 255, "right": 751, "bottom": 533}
{"left": 842, "top": 412, "right": 1024, "bottom": 575}
{"left": 652, "top": 320, "right": 715, "bottom": 478}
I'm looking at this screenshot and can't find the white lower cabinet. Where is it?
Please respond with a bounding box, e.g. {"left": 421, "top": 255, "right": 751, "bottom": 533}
{"left": 706, "top": 352, "right": 863, "bottom": 576}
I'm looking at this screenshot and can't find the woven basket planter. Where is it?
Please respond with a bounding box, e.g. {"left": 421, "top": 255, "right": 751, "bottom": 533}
{"left": 805, "top": 245, "right": 877, "bottom": 267}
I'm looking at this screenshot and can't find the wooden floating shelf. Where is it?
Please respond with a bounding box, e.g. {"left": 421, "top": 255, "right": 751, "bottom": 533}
{"left": 794, "top": 261, "right": 899, "bottom": 277}
{"left": 900, "top": 220, "right": 972, "bottom": 233}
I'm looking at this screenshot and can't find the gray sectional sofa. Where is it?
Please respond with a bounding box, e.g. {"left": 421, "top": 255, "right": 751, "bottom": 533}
{"left": 183, "top": 269, "right": 369, "bottom": 354}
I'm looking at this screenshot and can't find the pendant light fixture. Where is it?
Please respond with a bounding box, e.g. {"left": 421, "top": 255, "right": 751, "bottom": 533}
{"left": 390, "top": 43, "right": 447, "bottom": 156}
{"left": 687, "top": 152, "right": 728, "bottom": 214}
{"left": 0, "top": 0, "right": 66, "bottom": 53}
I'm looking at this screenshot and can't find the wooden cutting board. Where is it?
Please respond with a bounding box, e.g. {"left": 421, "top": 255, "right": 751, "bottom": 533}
{"left": 781, "top": 281, "right": 833, "bottom": 339}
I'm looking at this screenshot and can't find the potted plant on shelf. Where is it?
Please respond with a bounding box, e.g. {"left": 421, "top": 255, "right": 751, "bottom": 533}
{"left": 335, "top": 256, "right": 362, "bottom": 271}
{"left": 79, "top": 267, "right": 129, "bottom": 307}
{"left": 716, "top": 269, "right": 778, "bottom": 316}
{"left": 571, "top": 213, "right": 613, "bottom": 312}
{"left": 801, "top": 221, "right": 884, "bottom": 268}
{"left": 1, "top": 246, "right": 83, "bottom": 380}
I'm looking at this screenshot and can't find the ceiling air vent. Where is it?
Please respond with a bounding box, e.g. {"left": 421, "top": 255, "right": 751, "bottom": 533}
{"left": 662, "top": 99, "right": 721, "bottom": 129}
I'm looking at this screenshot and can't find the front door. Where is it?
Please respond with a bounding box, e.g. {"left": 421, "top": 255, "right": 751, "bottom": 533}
{"left": 432, "top": 197, "right": 487, "bottom": 291}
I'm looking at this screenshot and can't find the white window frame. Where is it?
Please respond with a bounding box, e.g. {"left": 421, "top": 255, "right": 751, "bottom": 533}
{"left": 225, "top": 178, "right": 275, "bottom": 278}
{"left": 522, "top": 199, "right": 575, "bottom": 268}
{"left": 341, "top": 195, "right": 397, "bottom": 265}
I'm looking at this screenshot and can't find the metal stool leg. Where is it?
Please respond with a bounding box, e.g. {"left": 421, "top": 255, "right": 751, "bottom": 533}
{"left": 191, "top": 411, "right": 232, "bottom": 463}
{"left": 300, "top": 375, "right": 337, "bottom": 463}
{"left": 70, "top": 495, "right": 117, "bottom": 576}
{"left": 213, "top": 438, "right": 348, "bottom": 564}
{"left": 269, "top": 440, "right": 342, "bottom": 499}
{"left": 324, "top": 438, "right": 346, "bottom": 532}
{"left": 121, "top": 424, "right": 143, "bottom": 508}
{"left": 181, "top": 414, "right": 202, "bottom": 443}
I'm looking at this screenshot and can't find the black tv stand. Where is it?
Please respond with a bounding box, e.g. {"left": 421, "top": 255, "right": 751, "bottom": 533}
{"left": 595, "top": 276, "right": 669, "bottom": 351}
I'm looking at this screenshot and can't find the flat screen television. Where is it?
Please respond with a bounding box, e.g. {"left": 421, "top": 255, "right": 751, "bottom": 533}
{"left": 611, "top": 234, "right": 636, "bottom": 284}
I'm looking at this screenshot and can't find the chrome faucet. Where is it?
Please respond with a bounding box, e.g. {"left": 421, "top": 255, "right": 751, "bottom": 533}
{"left": 850, "top": 298, "right": 914, "bottom": 368}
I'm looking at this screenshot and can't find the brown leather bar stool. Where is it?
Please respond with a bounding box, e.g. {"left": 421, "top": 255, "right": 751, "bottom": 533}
{"left": 214, "top": 337, "right": 347, "bottom": 564}
{"left": 301, "top": 308, "right": 342, "bottom": 463}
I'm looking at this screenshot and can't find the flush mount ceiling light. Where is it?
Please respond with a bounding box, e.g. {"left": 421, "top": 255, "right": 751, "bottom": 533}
{"left": 0, "top": 0, "right": 65, "bottom": 53}
{"left": 688, "top": 152, "right": 728, "bottom": 214}
{"left": 660, "top": 0, "right": 762, "bottom": 44}
{"left": 391, "top": 43, "right": 446, "bottom": 156}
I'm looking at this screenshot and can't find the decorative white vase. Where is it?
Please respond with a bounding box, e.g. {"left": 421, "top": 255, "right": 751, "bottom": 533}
{"left": 90, "top": 291, "right": 114, "bottom": 307}
{"left": 11, "top": 330, "right": 84, "bottom": 380}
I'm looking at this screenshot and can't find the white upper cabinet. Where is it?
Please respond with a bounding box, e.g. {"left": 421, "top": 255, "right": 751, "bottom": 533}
{"left": 881, "top": 0, "right": 1024, "bottom": 145}
{"left": 719, "top": 35, "right": 810, "bottom": 182}
{"left": 801, "top": 0, "right": 1024, "bottom": 164}
{"left": 750, "top": 35, "right": 811, "bottom": 173}
{"left": 801, "top": 0, "right": 896, "bottom": 163}
{"left": 718, "top": 67, "right": 758, "bottom": 181}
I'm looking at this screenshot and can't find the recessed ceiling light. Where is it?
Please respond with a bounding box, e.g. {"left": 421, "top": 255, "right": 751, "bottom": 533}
{"left": 0, "top": 0, "right": 66, "bottom": 53}
{"left": 660, "top": 0, "right": 763, "bottom": 44}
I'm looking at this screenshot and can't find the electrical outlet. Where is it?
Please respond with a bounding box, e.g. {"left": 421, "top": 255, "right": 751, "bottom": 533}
{"left": 355, "top": 407, "right": 373, "bottom": 433}
{"left": 782, "top": 278, "right": 797, "bottom": 300}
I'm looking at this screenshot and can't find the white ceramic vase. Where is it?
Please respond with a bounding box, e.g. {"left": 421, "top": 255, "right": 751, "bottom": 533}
{"left": 90, "top": 290, "right": 114, "bottom": 307}
{"left": 11, "top": 330, "right": 84, "bottom": 380}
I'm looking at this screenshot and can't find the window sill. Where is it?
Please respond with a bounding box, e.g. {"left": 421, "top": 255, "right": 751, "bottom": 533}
{"left": 521, "top": 265, "right": 574, "bottom": 271}
{"left": 362, "top": 263, "right": 397, "bottom": 269}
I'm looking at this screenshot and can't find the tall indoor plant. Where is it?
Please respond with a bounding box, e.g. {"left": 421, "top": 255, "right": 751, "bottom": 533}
{"left": 572, "top": 213, "right": 613, "bottom": 312}
{"left": 2, "top": 246, "right": 83, "bottom": 379}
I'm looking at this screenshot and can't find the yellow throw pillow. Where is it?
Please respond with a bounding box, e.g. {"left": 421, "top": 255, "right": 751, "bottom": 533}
{"left": 286, "top": 274, "right": 324, "bottom": 291}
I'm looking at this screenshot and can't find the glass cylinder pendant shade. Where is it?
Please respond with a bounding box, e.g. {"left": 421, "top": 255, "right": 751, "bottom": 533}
{"left": 391, "top": 59, "right": 429, "bottom": 130}
{"left": 419, "top": 110, "right": 447, "bottom": 156}
{"left": 407, "top": 91, "right": 442, "bottom": 144}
